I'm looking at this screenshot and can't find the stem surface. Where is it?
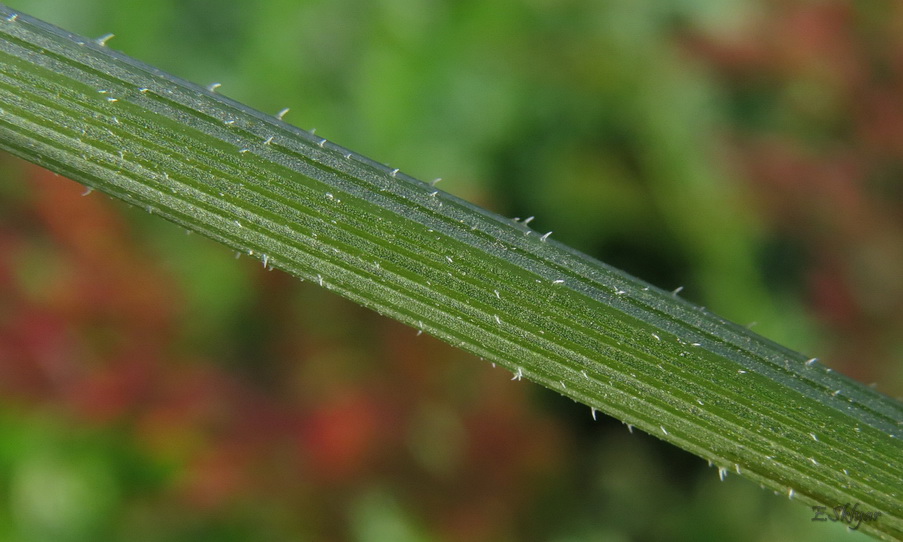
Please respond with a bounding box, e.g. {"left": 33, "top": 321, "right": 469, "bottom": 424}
{"left": 0, "top": 6, "right": 899, "bottom": 539}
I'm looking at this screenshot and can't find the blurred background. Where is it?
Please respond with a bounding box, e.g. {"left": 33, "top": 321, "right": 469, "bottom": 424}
{"left": 1, "top": 0, "right": 901, "bottom": 540}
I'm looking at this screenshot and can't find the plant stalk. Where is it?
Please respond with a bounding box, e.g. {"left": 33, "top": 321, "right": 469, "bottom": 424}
{"left": 0, "top": 6, "right": 899, "bottom": 539}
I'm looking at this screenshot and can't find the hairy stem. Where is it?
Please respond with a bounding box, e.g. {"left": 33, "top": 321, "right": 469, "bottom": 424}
{"left": 0, "top": 6, "right": 899, "bottom": 539}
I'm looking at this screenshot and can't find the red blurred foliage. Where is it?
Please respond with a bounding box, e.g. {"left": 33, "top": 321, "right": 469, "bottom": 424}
{"left": 296, "top": 389, "right": 388, "bottom": 484}
{"left": 683, "top": 2, "right": 903, "bottom": 389}
{"left": 0, "top": 166, "right": 175, "bottom": 415}
{"left": 0, "top": 161, "right": 568, "bottom": 538}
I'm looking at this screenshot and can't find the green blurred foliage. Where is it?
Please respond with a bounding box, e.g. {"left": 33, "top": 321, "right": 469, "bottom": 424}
{"left": 1, "top": 0, "right": 901, "bottom": 540}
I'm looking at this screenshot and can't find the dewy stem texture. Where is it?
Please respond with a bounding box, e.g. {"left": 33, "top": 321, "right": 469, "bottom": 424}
{"left": 0, "top": 6, "right": 899, "bottom": 539}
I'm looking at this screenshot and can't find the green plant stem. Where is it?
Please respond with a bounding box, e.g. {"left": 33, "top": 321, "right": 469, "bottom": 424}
{"left": 0, "top": 6, "right": 900, "bottom": 539}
